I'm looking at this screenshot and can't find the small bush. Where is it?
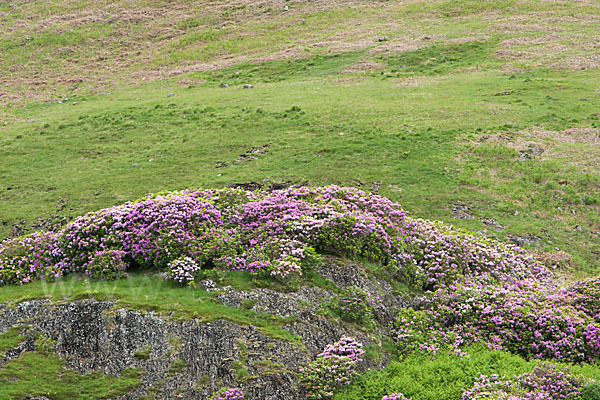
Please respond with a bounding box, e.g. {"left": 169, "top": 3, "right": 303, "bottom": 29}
{"left": 167, "top": 256, "right": 201, "bottom": 285}
{"left": 300, "top": 337, "right": 364, "bottom": 399}
{"left": 84, "top": 249, "right": 128, "bottom": 280}
{"left": 463, "top": 363, "right": 588, "bottom": 400}
{"left": 382, "top": 394, "right": 412, "bottom": 400}
{"left": 333, "top": 286, "right": 385, "bottom": 326}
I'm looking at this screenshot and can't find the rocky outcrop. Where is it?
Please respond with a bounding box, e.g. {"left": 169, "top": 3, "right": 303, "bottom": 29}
{"left": 0, "top": 262, "right": 411, "bottom": 399}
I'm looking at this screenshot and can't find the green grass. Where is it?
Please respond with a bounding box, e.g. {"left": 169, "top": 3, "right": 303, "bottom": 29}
{"left": 0, "top": 352, "right": 141, "bottom": 400}
{"left": 377, "top": 40, "right": 498, "bottom": 77}
{"left": 1, "top": 2, "right": 599, "bottom": 399}
{"left": 0, "top": 327, "right": 26, "bottom": 356}
{"left": 194, "top": 50, "right": 366, "bottom": 84}
{"left": 1, "top": 64, "right": 598, "bottom": 270}
{"left": 0, "top": 273, "right": 300, "bottom": 342}
{"left": 335, "top": 345, "right": 600, "bottom": 400}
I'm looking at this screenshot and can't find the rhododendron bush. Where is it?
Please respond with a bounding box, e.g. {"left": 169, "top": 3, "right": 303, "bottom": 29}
{"left": 382, "top": 393, "right": 412, "bottom": 400}
{"left": 1, "top": 185, "right": 600, "bottom": 372}
{"left": 391, "top": 275, "right": 600, "bottom": 363}
{"left": 0, "top": 231, "right": 66, "bottom": 285}
{"left": 0, "top": 186, "right": 547, "bottom": 288}
{"left": 300, "top": 336, "right": 364, "bottom": 399}
{"left": 462, "top": 363, "right": 588, "bottom": 400}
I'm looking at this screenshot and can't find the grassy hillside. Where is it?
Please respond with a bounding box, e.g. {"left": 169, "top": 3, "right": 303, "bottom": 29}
{"left": 0, "top": 0, "right": 599, "bottom": 272}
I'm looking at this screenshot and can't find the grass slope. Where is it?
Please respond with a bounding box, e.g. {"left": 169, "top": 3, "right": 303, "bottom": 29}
{"left": 1, "top": 3, "right": 600, "bottom": 399}
{"left": 0, "top": 273, "right": 300, "bottom": 342}
{"left": 335, "top": 345, "right": 600, "bottom": 400}
{"left": 2, "top": 2, "right": 599, "bottom": 272}
{"left": 0, "top": 352, "right": 141, "bottom": 400}
{"left": 1, "top": 64, "right": 598, "bottom": 270}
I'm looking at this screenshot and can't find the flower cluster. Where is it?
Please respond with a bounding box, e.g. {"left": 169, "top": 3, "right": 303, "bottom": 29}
{"left": 462, "top": 363, "right": 588, "bottom": 400}
{"left": 391, "top": 275, "right": 600, "bottom": 362}
{"left": 167, "top": 256, "right": 201, "bottom": 285}
{"left": 0, "top": 232, "right": 66, "bottom": 285}
{"left": 300, "top": 336, "right": 364, "bottom": 399}
{"left": 218, "top": 237, "right": 321, "bottom": 280}
{"left": 394, "top": 219, "right": 551, "bottom": 291}
{"left": 333, "top": 286, "right": 386, "bottom": 326}
{"left": 382, "top": 393, "right": 412, "bottom": 400}
{"left": 208, "top": 387, "right": 244, "bottom": 400}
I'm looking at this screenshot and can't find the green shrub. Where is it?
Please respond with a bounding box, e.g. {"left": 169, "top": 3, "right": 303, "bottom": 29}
{"left": 582, "top": 382, "right": 600, "bottom": 400}
{"left": 332, "top": 286, "right": 385, "bottom": 327}
{"left": 84, "top": 249, "right": 128, "bottom": 280}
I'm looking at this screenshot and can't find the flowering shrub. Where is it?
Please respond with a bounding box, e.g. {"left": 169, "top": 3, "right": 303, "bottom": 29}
{"left": 3, "top": 186, "right": 600, "bottom": 366}
{"left": 0, "top": 232, "right": 66, "bottom": 285}
{"left": 462, "top": 363, "right": 588, "bottom": 400}
{"left": 382, "top": 393, "right": 412, "bottom": 400}
{"left": 394, "top": 219, "right": 551, "bottom": 291}
{"left": 391, "top": 276, "right": 600, "bottom": 362}
{"left": 220, "top": 237, "right": 322, "bottom": 280}
{"left": 84, "top": 249, "right": 128, "bottom": 280}
{"left": 333, "top": 286, "right": 385, "bottom": 326}
{"left": 520, "top": 363, "right": 588, "bottom": 400}
{"left": 167, "top": 256, "right": 201, "bottom": 285}
{"left": 208, "top": 387, "right": 244, "bottom": 400}
{"left": 462, "top": 374, "right": 530, "bottom": 400}
{"left": 0, "top": 186, "right": 552, "bottom": 291}
{"left": 119, "top": 194, "right": 223, "bottom": 268}
{"left": 300, "top": 336, "right": 364, "bottom": 399}
{"left": 61, "top": 205, "right": 132, "bottom": 270}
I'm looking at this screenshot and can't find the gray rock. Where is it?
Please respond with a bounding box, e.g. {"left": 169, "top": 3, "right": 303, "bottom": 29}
{"left": 451, "top": 204, "right": 474, "bottom": 220}
{"left": 0, "top": 300, "right": 304, "bottom": 399}
{"left": 220, "top": 84, "right": 229, "bottom": 88}
{"left": 167, "top": 93, "right": 175, "bottom": 97}
{"left": 506, "top": 234, "right": 542, "bottom": 246}
{"left": 0, "top": 261, "right": 413, "bottom": 399}
{"left": 480, "top": 217, "right": 505, "bottom": 232}
{"left": 519, "top": 143, "right": 544, "bottom": 161}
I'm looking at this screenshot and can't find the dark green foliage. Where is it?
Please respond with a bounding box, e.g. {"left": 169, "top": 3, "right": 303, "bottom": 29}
{"left": 582, "top": 382, "right": 600, "bottom": 400}
{"left": 331, "top": 286, "right": 384, "bottom": 327}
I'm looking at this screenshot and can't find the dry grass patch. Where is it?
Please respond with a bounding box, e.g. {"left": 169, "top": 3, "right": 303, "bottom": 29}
{"left": 341, "top": 61, "right": 386, "bottom": 74}
{"left": 369, "top": 38, "right": 429, "bottom": 55}
{"left": 521, "top": 127, "right": 600, "bottom": 145}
